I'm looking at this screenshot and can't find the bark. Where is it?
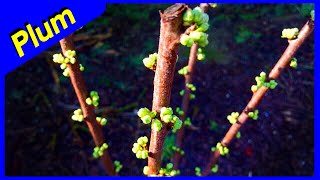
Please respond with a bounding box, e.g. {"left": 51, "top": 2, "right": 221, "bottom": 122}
{"left": 202, "top": 20, "right": 314, "bottom": 176}
{"left": 59, "top": 34, "right": 116, "bottom": 176}
{"left": 148, "top": 4, "right": 187, "bottom": 175}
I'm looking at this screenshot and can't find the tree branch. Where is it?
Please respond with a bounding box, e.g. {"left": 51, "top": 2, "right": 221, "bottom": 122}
{"left": 147, "top": 3, "right": 187, "bottom": 175}
{"left": 59, "top": 35, "right": 116, "bottom": 176}
{"left": 173, "top": 3, "right": 209, "bottom": 169}
{"left": 202, "top": 20, "right": 314, "bottom": 176}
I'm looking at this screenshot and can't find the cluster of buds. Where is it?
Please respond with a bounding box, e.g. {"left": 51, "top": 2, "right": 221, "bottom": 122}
{"left": 215, "top": 142, "right": 229, "bottom": 156}
{"left": 227, "top": 112, "right": 240, "bottom": 124}
{"left": 92, "top": 143, "right": 108, "bottom": 158}
{"left": 178, "top": 66, "right": 188, "bottom": 75}
{"left": 251, "top": 72, "right": 278, "bottom": 93}
{"left": 172, "top": 145, "right": 185, "bottom": 155}
{"left": 160, "top": 107, "right": 183, "bottom": 133}
{"left": 159, "top": 163, "right": 180, "bottom": 176}
{"left": 86, "top": 91, "right": 100, "bottom": 107}
{"left": 181, "top": 7, "right": 210, "bottom": 47}
{"left": 281, "top": 28, "right": 299, "bottom": 40}
{"left": 132, "top": 136, "right": 149, "bottom": 159}
{"left": 143, "top": 53, "right": 158, "bottom": 70}
{"left": 52, "top": 50, "right": 84, "bottom": 77}
{"left": 211, "top": 164, "right": 219, "bottom": 173}
{"left": 71, "top": 108, "right": 84, "bottom": 122}
{"left": 197, "top": 48, "right": 205, "bottom": 60}
{"left": 290, "top": 57, "right": 298, "bottom": 68}
{"left": 195, "top": 166, "right": 202, "bottom": 176}
{"left": 176, "top": 107, "right": 184, "bottom": 116}
{"left": 114, "top": 160, "right": 123, "bottom": 173}
{"left": 96, "top": 117, "right": 107, "bottom": 126}
{"left": 137, "top": 107, "right": 156, "bottom": 124}
{"left": 184, "top": 117, "right": 192, "bottom": 126}
{"left": 248, "top": 109, "right": 259, "bottom": 120}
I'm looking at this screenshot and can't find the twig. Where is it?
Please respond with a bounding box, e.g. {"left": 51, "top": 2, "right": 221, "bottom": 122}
{"left": 202, "top": 20, "right": 314, "bottom": 176}
{"left": 147, "top": 4, "right": 188, "bottom": 175}
{"left": 173, "top": 3, "right": 209, "bottom": 169}
{"left": 59, "top": 34, "right": 116, "bottom": 176}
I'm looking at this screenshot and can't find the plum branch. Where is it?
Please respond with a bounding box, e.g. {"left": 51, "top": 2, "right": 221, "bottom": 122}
{"left": 202, "top": 19, "right": 314, "bottom": 176}
{"left": 57, "top": 34, "right": 116, "bottom": 175}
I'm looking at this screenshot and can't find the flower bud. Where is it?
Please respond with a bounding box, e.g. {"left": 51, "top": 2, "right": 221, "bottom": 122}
{"left": 162, "top": 114, "right": 173, "bottom": 123}
{"left": 183, "top": 9, "right": 194, "bottom": 22}
{"left": 152, "top": 119, "right": 162, "bottom": 132}
{"left": 137, "top": 108, "right": 150, "bottom": 118}
{"left": 192, "top": 7, "right": 203, "bottom": 23}
{"left": 141, "top": 115, "right": 152, "bottom": 124}
{"left": 180, "top": 34, "right": 190, "bottom": 46}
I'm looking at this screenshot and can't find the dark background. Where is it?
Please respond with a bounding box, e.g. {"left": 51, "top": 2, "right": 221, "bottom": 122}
{"left": 5, "top": 4, "right": 314, "bottom": 176}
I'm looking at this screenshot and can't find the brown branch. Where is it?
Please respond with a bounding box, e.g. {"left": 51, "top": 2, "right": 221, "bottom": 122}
{"left": 202, "top": 20, "right": 314, "bottom": 176}
{"left": 147, "top": 4, "right": 187, "bottom": 175}
{"left": 59, "top": 34, "right": 116, "bottom": 176}
{"left": 173, "top": 3, "right": 209, "bottom": 169}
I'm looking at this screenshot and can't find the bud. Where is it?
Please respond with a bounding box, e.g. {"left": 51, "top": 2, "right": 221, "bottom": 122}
{"left": 183, "top": 9, "right": 194, "bottom": 22}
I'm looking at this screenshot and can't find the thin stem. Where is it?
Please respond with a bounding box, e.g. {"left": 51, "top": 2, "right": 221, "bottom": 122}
{"left": 147, "top": 4, "right": 187, "bottom": 175}
{"left": 59, "top": 34, "right": 116, "bottom": 176}
{"left": 202, "top": 20, "right": 314, "bottom": 176}
{"left": 173, "top": 3, "right": 209, "bottom": 169}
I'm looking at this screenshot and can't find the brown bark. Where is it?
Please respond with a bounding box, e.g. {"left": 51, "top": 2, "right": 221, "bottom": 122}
{"left": 59, "top": 34, "right": 116, "bottom": 176}
{"left": 148, "top": 4, "right": 187, "bottom": 175}
{"left": 173, "top": 3, "right": 209, "bottom": 169}
{"left": 202, "top": 20, "right": 314, "bottom": 176}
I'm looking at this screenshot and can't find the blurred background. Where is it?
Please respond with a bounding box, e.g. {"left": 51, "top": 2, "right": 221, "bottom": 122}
{"left": 5, "top": 4, "right": 314, "bottom": 176}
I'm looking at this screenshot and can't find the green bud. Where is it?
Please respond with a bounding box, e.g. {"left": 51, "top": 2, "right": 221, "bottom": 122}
{"left": 192, "top": 7, "right": 203, "bottom": 23}
{"left": 141, "top": 150, "right": 148, "bottom": 159}
{"left": 141, "top": 115, "right": 152, "bottom": 124}
{"left": 70, "top": 57, "right": 76, "bottom": 64}
{"left": 100, "top": 118, "right": 107, "bottom": 126}
{"left": 60, "top": 63, "right": 67, "bottom": 70}
{"left": 86, "top": 98, "right": 92, "bottom": 105}
{"left": 53, "top": 53, "right": 65, "bottom": 63}
{"left": 173, "top": 119, "right": 183, "bottom": 132}
{"left": 163, "top": 114, "right": 173, "bottom": 123}
{"left": 143, "top": 57, "right": 155, "bottom": 69}
{"left": 90, "top": 91, "right": 98, "bottom": 97}
{"left": 71, "top": 115, "right": 78, "bottom": 121}
{"left": 290, "top": 58, "right": 298, "bottom": 68}
{"left": 62, "top": 68, "right": 70, "bottom": 77}
{"left": 183, "top": 9, "right": 194, "bottom": 23}
{"left": 179, "top": 90, "right": 185, "bottom": 96}
{"left": 211, "top": 164, "right": 219, "bottom": 173}
{"left": 251, "top": 85, "right": 258, "bottom": 92}
{"left": 311, "top": 10, "right": 314, "bottom": 21}
{"left": 143, "top": 166, "right": 149, "bottom": 175}
{"left": 197, "top": 53, "right": 206, "bottom": 60}
{"left": 93, "top": 101, "right": 99, "bottom": 107}
{"left": 79, "top": 64, "right": 85, "bottom": 71}
{"left": 211, "top": 147, "right": 216, "bottom": 152}
{"left": 137, "top": 137, "right": 146, "bottom": 146}
{"left": 190, "top": 93, "right": 196, "bottom": 100}
{"left": 65, "top": 50, "right": 76, "bottom": 58}
{"left": 64, "top": 57, "right": 70, "bottom": 64}
{"left": 160, "top": 107, "right": 173, "bottom": 118}
{"left": 236, "top": 131, "right": 241, "bottom": 139}
{"left": 269, "top": 80, "right": 278, "bottom": 89}
{"left": 281, "top": 28, "right": 299, "bottom": 40}
{"left": 189, "top": 31, "right": 203, "bottom": 41}
{"left": 136, "top": 150, "right": 142, "bottom": 159}
{"left": 197, "top": 13, "right": 209, "bottom": 25}
{"left": 137, "top": 108, "right": 150, "bottom": 118}
{"left": 180, "top": 34, "right": 190, "bottom": 46}
{"left": 152, "top": 119, "right": 162, "bottom": 132}
{"left": 166, "top": 163, "right": 173, "bottom": 169}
